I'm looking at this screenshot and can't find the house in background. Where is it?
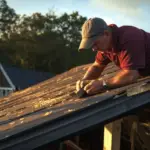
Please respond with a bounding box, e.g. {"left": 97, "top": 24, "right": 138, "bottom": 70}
{"left": 0, "top": 63, "right": 54, "bottom": 97}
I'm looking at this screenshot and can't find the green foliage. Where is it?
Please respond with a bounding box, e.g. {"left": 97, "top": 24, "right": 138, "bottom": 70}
{"left": 0, "top": 0, "right": 95, "bottom": 74}
{"left": 0, "top": 0, "right": 18, "bottom": 33}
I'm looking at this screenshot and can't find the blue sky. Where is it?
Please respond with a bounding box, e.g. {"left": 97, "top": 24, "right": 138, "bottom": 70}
{"left": 7, "top": 0, "right": 150, "bottom": 32}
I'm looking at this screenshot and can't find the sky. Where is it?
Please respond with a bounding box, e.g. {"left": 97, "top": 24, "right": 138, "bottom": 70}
{"left": 7, "top": 0, "right": 150, "bottom": 32}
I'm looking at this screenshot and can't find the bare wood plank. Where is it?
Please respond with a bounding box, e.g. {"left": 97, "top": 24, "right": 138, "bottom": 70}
{"left": 103, "top": 119, "right": 122, "bottom": 150}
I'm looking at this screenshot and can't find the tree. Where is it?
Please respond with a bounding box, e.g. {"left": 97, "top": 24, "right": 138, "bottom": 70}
{"left": 54, "top": 11, "right": 95, "bottom": 70}
{"left": 0, "top": 6, "right": 95, "bottom": 74}
{"left": 0, "top": 0, "right": 17, "bottom": 35}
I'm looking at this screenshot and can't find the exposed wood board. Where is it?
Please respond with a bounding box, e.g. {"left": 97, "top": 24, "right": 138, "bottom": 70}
{"left": 104, "top": 119, "right": 122, "bottom": 150}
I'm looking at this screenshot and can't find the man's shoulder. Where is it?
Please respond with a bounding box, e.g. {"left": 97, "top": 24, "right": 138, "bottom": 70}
{"left": 118, "top": 25, "right": 150, "bottom": 36}
{"left": 108, "top": 24, "right": 139, "bottom": 30}
{"left": 117, "top": 25, "right": 146, "bottom": 42}
{"left": 109, "top": 24, "right": 144, "bottom": 38}
{"left": 119, "top": 25, "right": 142, "bottom": 33}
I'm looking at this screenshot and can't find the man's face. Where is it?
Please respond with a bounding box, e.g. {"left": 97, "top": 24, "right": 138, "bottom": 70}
{"left": 92, "top": 31, "right": 111, "bottom": 52}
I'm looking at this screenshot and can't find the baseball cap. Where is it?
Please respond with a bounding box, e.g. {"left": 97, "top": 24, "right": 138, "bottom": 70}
{"left": 78, "top": 17, "right": 108, "bottom": 51}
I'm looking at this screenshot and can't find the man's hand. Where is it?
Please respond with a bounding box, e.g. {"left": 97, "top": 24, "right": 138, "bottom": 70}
{"left": 76, "top": 79, "right": 106, "bottom": 95}
{"left": 75, "top": 61, "right": 106, "bottom": 95}
{"left": 76, "top": 79, "right": 91, "bottom": 92}
{"left": 83, "top": 79, "right": 104, "bottom": 95}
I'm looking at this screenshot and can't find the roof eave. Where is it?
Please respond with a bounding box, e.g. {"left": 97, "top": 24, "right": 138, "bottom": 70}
{"left": 0, "top": 91, "right": 149, "bottom": 150}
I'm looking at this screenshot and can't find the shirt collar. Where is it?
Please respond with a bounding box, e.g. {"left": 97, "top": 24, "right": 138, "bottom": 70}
{"left": 109, "top": 24, "right": 120, "bottom": 53}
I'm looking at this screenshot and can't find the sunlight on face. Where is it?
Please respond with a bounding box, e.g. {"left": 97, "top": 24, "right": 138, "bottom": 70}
{"left": 92, "top": 31, "right": 111, "bottom": 52}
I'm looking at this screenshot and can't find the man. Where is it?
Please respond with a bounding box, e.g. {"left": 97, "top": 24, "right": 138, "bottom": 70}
{"left": 76, "top": 17, "right": 150, "bottom": 95}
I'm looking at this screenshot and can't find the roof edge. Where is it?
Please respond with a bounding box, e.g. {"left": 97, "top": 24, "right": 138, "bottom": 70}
{"left": 0, "top": 63, "right": 15, "bottom": 90}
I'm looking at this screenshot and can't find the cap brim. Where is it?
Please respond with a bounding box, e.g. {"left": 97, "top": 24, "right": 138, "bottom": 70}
{"left": 78, "top": 36, "right": 99, "bottom": 52}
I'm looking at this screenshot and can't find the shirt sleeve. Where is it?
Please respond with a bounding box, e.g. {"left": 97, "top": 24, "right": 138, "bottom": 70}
{"left": 95, "top": 52, "right": 111, "bottom": 66}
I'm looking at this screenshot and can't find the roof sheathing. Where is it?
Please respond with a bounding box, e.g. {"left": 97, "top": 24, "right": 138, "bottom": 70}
{"left": 0, "top": 63, "right": 149, "bottom": 150}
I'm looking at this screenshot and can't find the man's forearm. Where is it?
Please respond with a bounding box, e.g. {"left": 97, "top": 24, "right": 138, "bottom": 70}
{"left": 83, "top": 64, "right": 105, "bottom": 80}
{"left": 105, "top": 70, "right": 140, "bottom": 89}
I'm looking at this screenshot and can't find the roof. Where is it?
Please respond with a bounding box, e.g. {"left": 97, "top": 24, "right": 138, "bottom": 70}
{"left": 1, "top": 64, "right": 54, "bottom": 89}
{"left": 0, "top": 63, "right": 149, "bottom": 150}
